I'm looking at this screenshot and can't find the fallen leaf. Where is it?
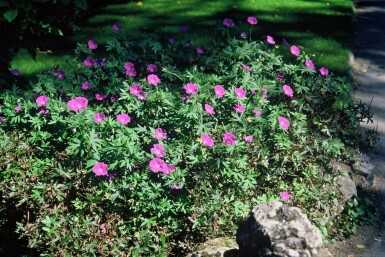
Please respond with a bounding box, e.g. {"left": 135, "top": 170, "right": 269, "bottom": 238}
{"left": 356, "top": 244, "right": 365, "bottom": 249}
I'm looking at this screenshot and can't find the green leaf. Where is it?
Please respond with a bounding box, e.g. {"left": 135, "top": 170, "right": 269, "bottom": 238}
{"left": 75, "top": 0, "right": 88, "bottom": 10}
{"left": 3, "top": 9, "right": 18, "bottom": 22}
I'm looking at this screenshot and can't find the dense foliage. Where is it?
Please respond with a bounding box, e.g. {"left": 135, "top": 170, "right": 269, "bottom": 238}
{"left": 0, "top": 17, "right": 374, "bottom": 256}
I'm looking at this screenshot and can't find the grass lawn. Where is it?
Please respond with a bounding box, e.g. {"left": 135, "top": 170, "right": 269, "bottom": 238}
{"left": 11, "top": 0, "right": 353, "bottom": 78}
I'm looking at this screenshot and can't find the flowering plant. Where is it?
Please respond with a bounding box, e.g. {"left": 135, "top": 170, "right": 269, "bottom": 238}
{"left": 0, "top": 16, "right": 375, "bottom": 256}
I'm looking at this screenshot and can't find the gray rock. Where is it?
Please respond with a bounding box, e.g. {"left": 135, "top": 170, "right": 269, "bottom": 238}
{"left": 337, "top": 171, "right": 357, "bottom": 202}
{"left": 187, "top": 237, "right": 239, "bottom": 257}
{"left": 236, "top": 202, "right": 333, "bottom": 257}
{"left": 352, "top": 154, "right": 375, "bottom": 177}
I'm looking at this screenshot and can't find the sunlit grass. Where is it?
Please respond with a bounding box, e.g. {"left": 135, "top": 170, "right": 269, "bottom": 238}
{"left": 11, "top": 0, "right": 353, "bottom": 77}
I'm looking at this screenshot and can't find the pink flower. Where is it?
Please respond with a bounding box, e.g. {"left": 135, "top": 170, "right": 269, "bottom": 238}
{"left": 223, "top": 18, "right": 235, "bottom": 27}
{"left": 130, "top": 84, "right": 143, "bottom": 96}
{"left": 204, "top": 104, "right": 215, "bottom": 115}
{"left": 247, "top": 16, "right": 258, "bottom": 25}
{"left": 277, "top": 73, "right": 284, "bottom": 81}
{"left": 155, "top": 128, "right": 167, "bottom": 140}
{"left": 99, "top": 224, "right": 105, "bottom": 230}
{"left": 150, "top": 144, "right": 165, "bottom": 158}
{"left": 200, "top": 134, "right": 215, "bottom": 147}
{"left": 184, "top": 83, "right": 199, "bottom": 95}
{"left": 110, "top": 95, "right": 117, "bottom": 103}
{"left": 84, "top": 57, "right": 95, "bottom": 67}
{"left": 93, "top": 113, "right": 106, "bottom": 124}
{"left": 137, "top": 93, "right": 147, "bottom": 100}
{"left": 147, "top": 64, "right": 158, "bottom": 73}
{"left": 0, "top": 117, "right": 3, "bottom": 124}
{"left": 149, "top": 158, "right": 168, "bottom": 173}
{"left": 170, "top": 184, "right": 181, "bottom": 189}
{"left": 15, "top": 105, "right": 22, "bottom": 111}
{"left": 241, "top": 32, "right": 248, "bottom": 39}
{"left": 168, "top": 37, "right": 175, "bottom": 44}
{"left": 267, "top": 36, "right": 275, "bottom": 45}
{"left": 244, "top": 135, "right": 253, "bottom": 142}
{"left": 88, "top": 40, "right": 98, "bottom": 50}
{"left": 305, "top": 59, "right": 316, "bottom": 71}
{"left": 282, "top": 85, "right": 294, "bottom": 98}
{"left": 95, "top": 93, "right": 106, "bottom": 101}
{"left": 124, "top": 62, "right": 137, "bottom": 77}
{"left": 291, "top": 45, "right": 300, "bottom": 57}
{"left": 36, "top": 95, "right": 49, "bottom": 107}
{"left": 234, "top": 87, "right": 246, "bottom": 99}
{"left": 163, "top": 164, "right": 176, "bottom": 176}
{"left": 280, "top": 191, "right": 292, "bottom": 201}
{"left": 253, "top": 109, "right": 262, "bottom": 116}
{"left": 116, "top": 114, "right": 131, "bottom": 125}
{"left": 214, "top": 85, "right": 225, "bottom": 98}
{"left": 223, "top": 132, "right": 236, "bottom": 146}
{"left": 319, "top": 67, "right": 329, "bottom": 76}
{"left": 10, "top": 69, "right": 20, "bottom": 76}
{"left": 278, "top": 116, "right": 290, "bottom": 130}
{"left": 82, "top": 81, "right": 90, "bottom": 90}
{"left": 261, "top": 88, "right": 268, "bottom": 101}
{"left": 38, "top": 106, "right": 49, "bottom": 115}
{"left": 67, "top": 97, "right": 88, "bottom": 112}
{"left": 234, "top": 104, "right": 245, "bottom": 113}
{"left": 54, "top": 70, "right": 65, "bottom": 79}
{"left": 93, "top": 162, "right": 108, "bottom": 176}
{"left": 196, "top": 48, "right": 204, "bottom": 54}
{"left": 241, "top": 64, "right": 252, "bottom": 72}
{"left": 147, "top": 74, "right": 160, "bottom": 86}
{"left": 112, "top": 23, "right": 121, "bottom": 31}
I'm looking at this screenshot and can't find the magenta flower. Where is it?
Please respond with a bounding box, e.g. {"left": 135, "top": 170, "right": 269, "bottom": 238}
{"left": 234, "top": 87, "right": 246, "bottom": 99}
{"left": 261, "top": 88, "right": 268, "bottom": 101}
{"left": 149, "top": 158, "right": 168, "bottom": 173}
{"left": 147, "top": 64, "right": 158, "bottom": 73}
{"left": 266, "top": 36, "right": 275, "bottom": 45}
{"left": 277, "top": 73, "right": 284, "bottom": 81}
{"left": 147, "top": 74, "right": 160, "bottom": 86}
{"left": 15, "top": 105, "right": 22, "bottom": 112}
{"left": 319, "top": 67, "right": 329, "bottom": 76}
{"left": 214, "top": 85, "right": 225, "bottom": 98}
{"left": 95, "top": 93, "right": 106, "bottom": 101}
{"left": 200, "top": 134, "right": 215, "bottom": 147}
{"left": 223, "top": 132, "right": 236, "bottom": 146}
{"left": 253, "top": 109, "right": 262, "bottom": 117}
{"left": 112, "top": 23, "right": 121, "bottom": 31}
{"left": 93, "top": 113, "right": 106, "bottom": 124}
{"left": 10, "top": 69, "right": 20, "bottom": 76}
{"left": 168, "top": 37, "right": 176, "bottom": 44}
{"left": 88, "top": 40, "right": 98, "bottom": 50}
{"left": 196, "top": 48, "right": 204, "bottom": 54}
{"left": 234, "top": 104, "right": 245, "bottom": 113}
{"left": 241, "top": 32, "right": 248, "bottom": 39}
{"left": 179, "top": 25, "right": 188, "bottom": 33}
{"left": 84, "top": 57, "right": 95, "bottom": 67}
{"left": 282, "top": 85, "right": 294, "bottom": 98}
{"left": 170, "top": 184, "right": 181, "bottom": 189}
{"left": 204, "top": 104, "right": 215, "bottom": 116}
{"left": 280, "top": 191, "right": 292, "bottom": 201}
{"left": 305, "top": 59, "right": 316, "bottom": 71}
{"left": 116, "top": 114, "right": 131, "bottom": 125}
{"left": 130, "top": 84, "right": 143, "bottom": 96}
{"left": 184, "top": 83, "right": 199, "bottom": 95}
{"left": 54, "top": 70, "right": 65, "bottom": 79}
{"left": 124, "top": 62, "right": 137, "bottom": 77}
{"left": 82, "top": 81, "right": 90, "bottom": 90}
{"left": 241, "top": 64, "right": 252, "bottom": 72}
{"left": 223, "top": 18, "right": 235, "bottom": 27}
{"left": 0, "top": 117, "right": 3, "bottom": 124}
{"left": 67, "top": 97, "right": 88, "bottom": 112}
{"left": 110, "top": 95, "right": 117, "bottom": 103}
{"left": 93, "top": 162, "right": 108, "bottom": 176}
{"left": 36, "top": 95, "right": 49, "bottom": 107}
{"left": 150, "top": 144, "right": 165, "bottom": 158}
{"left": 278, "top": 116, "right": 290, "bottom": 131}
{"left": 247, "top": 16, "right": 258, "bottom": 25}
{"left": 244, "top": 135, "right": 254, "bottom": 142}
{"left": 155, "top": 128, "right": 167, "bottom": 140}
{"left": 137, "top": 93, "right": 147, "bottom": 100}
{"left": 38, "top": 106, "right": 49, "bottom": 115}
{"left": 290, "top": 45, "right": 300, "bottom": 57}
{"left": 163, "top": 164, "right": 176, "bottom": 176}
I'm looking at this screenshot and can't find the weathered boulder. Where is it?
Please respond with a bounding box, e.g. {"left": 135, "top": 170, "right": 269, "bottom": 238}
{"left": 187, "top": 237, "right": 239, "bottom": 257}
{"left": 236, "top": 202, "right": 333, "bottom": 257}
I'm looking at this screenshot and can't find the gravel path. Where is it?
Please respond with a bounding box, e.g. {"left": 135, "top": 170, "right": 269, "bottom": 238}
{"left": 330, "top": 0, "right": 385, "bottom": 256}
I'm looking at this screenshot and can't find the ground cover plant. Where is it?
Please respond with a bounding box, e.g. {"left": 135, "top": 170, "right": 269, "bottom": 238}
{"left": 10, "top": 0, "right": 353, "bottom": 78}
{"left": 0, "top": 16, "right": 374, "bottom": 256}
